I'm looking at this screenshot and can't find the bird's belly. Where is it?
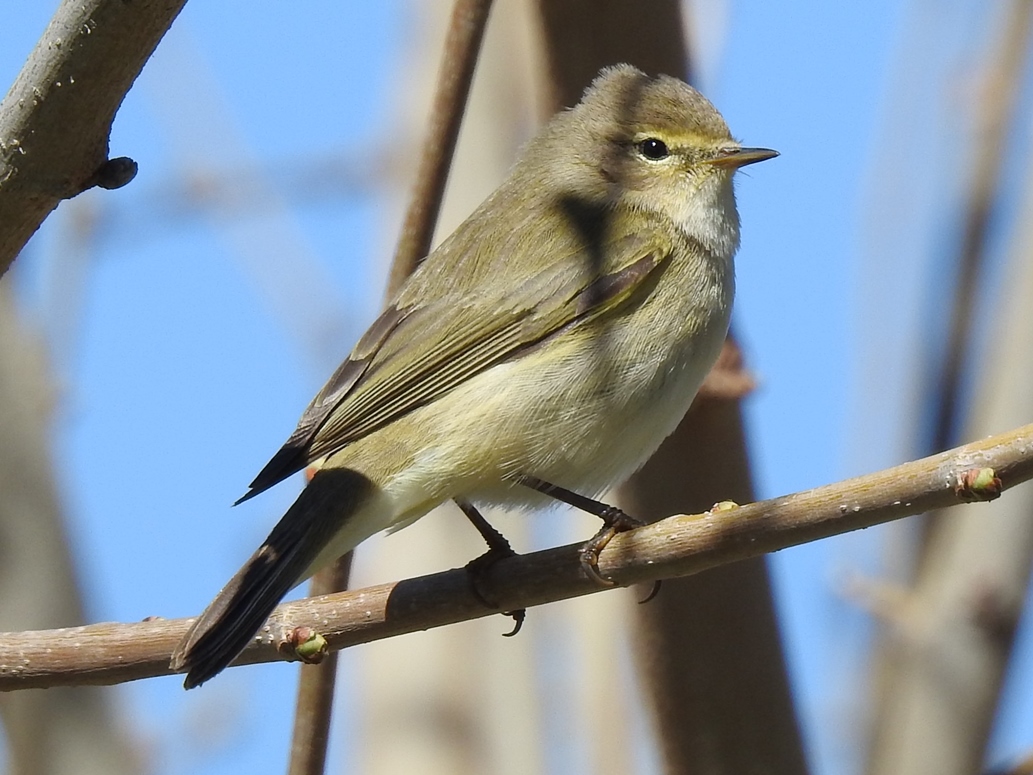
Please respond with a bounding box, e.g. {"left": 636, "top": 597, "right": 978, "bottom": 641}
{"left": 446, "top": 309, "right": 729, "bottom": 505}
{"left": 369, "top": 265, "right": 733, "bottom": 521}
{"left": 531, "top": 337, "right": 718, "bottom": 490}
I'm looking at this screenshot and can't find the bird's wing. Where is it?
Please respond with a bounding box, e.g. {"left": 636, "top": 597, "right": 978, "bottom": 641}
{"left": 236, "top": 221, "right": 674, "bottom": 503}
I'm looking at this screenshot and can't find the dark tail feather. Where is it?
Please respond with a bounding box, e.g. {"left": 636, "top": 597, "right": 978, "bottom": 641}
{"left": 171, "top": 468, "right": 374, "bottom": 688}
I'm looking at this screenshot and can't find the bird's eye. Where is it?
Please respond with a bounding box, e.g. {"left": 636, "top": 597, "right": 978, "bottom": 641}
{"left": 638, "top": 138, "right": 669, "bottom": 160}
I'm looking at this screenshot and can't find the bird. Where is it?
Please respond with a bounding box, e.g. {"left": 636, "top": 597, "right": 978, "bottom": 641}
{"left": 170, "top": 63, "right": 777, "bottom": 688}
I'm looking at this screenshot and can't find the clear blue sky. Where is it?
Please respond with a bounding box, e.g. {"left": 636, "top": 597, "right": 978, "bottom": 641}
{"left": 3, "top": 2, "right": 1031, "bottom": 774}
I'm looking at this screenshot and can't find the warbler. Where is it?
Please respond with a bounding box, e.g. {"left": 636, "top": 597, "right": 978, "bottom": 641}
{"left": 171, "top": 64, "right": 777, "bottom": 688}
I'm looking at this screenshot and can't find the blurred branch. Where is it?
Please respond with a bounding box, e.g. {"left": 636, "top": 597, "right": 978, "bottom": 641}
{"left": 987, "top": 750, "right": 1033, "bottom": 775}
{"left": 620, "top": 397, "right": 807, "bottom": 774}
{"left": 925, "top": 0, "right": 1033, "bottom": 451}
{"left": 866, "top": 5, "right": 1033, "bottom": 770}
{"left": 385, "top": 0, "right": 493, "bottom": 297}
{"left": 138, "top": 153, "right": 380, "bottom": 221}
{"left": 2, "top": 421, "right": 1031, "bottom": 690}
{"left": 0, "top": 287, "right": 139, "bottom": 772}
{"left": 535, "top": 0, "right": 691, "bottom": 108}
{"left": 0, "top": 0, "right": 185, "bottom": 276}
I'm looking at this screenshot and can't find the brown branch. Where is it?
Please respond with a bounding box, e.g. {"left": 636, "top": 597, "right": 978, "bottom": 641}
{"left": 384, "top": 0, "right": 493, "bottom": 298}
{"left": 287, "top": 556, "right": 353, "bottom": 775}
{"left": 0, "top": 0, "right": 187, "bottom": 277}
{"left": 619, "top": 397, "right": 807, "bottom": 774}
{"left": 535, "top": 0, "right": 692, "bottom": 110}
{"left": 0, "top": 422, "right": 1031, "bottom": 691}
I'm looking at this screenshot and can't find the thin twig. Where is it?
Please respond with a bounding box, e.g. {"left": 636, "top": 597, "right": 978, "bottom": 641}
{"left": 287, "top": 555, "right": 352, "bottom": 775}
{"left": 384, "top": 0, "right": 494, "bottom": 299}
{"left": 1, "top": 421, "right": 1031, "bottom": 691}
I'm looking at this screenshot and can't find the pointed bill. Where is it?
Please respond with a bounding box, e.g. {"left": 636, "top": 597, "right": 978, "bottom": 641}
{"left": 706, "top": 146, "right": 779, "bottom": 169}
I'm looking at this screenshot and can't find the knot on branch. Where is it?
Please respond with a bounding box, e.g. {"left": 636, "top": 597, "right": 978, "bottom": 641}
{"left": 84, "top": 156, "right": 137, "bottom": 192}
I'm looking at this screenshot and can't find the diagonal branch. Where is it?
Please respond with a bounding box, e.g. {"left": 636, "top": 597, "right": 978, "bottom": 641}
{"left": 0, "top": 0, "right": 187, "bottom": 276}
{"left": 1, "top": 421, "right": 1031, "bottom": 692}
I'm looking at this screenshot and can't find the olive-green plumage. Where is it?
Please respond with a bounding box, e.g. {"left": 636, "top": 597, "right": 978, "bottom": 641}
{"left": 171, "top": 64, "right": 776, "bottom": 688}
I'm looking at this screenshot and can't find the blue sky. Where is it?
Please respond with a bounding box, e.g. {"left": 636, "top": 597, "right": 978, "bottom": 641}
{"left": 3, "top": 2, "right": 1032, "bottom": 774}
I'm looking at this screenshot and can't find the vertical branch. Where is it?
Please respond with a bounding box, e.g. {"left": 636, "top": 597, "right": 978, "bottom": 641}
{"left": 286, "top": 3, "right": 492, "bottom": 774}
{"left": 535, "top": 0, "right": 691, "bottom": 108}
{"left": 0, "top": 284, "right": 140, "bottom": 774}
{"left": 287, "top": 556, "right": 352, "bottom": 775}
{"left": 385, "top": 0, "right": 495, "bottom": 298}
{"left": 620, "top": 362, "right": 809, "bottom": 775}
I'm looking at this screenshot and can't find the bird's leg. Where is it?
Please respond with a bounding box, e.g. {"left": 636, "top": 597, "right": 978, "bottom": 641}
{"left": 455, "top": 498, "right": 525, "bottom": 636}
{"left": 517, "top": 475, "right": 656, "bottom": 596}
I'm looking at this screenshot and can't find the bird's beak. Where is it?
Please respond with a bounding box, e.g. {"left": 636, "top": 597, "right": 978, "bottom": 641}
{"left": 706, "top": 146, "right": 779, "bottom": 169}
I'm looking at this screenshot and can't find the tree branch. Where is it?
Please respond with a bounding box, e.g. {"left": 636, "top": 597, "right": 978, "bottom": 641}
{"left": 1, "top": 421, "right": 1031, "bottom": 691}
{"left": 287, "top": 555, "right": 352, "bottom": 775}
{"left": 384, "top": 0, "right": 493, "bottom": 296}
{"left": 0, "top": 0, "right": 186, "bottom": 276}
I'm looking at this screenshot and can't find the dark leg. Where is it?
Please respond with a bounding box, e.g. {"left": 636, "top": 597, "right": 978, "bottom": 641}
{"left": 517, "top": 475, "right": 656, "bottom": 596}
{"left": 457, "top": 498, "right": 515, "bottom": 556}
{"left": 455, "top": 498, "right": 525, "bottom": 636}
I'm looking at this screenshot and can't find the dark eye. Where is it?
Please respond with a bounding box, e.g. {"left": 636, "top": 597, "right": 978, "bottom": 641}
{"left": 638, "top": 138, "right": 669, "bottom": 160}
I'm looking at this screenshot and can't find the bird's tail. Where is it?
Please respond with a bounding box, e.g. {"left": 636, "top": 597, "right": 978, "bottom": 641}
{"left": 170, "top": 468, "right": 374, "bottom": 689}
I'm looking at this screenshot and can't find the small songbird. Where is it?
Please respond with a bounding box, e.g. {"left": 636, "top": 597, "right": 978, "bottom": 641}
{"left": 171, "top": 64, "right": 777, "bottom": 688}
